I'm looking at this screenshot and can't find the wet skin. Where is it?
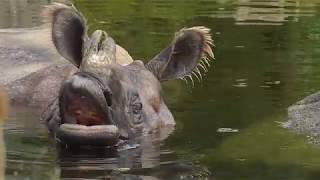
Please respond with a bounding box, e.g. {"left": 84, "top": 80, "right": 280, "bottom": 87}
{"left": 28, "top": 3, "right": 214, "bottom": 146}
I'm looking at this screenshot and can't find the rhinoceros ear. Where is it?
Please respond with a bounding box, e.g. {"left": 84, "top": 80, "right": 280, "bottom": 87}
{"left": 146, "top": 26, "right": 214, "bottom": 82}
{"left": 44, "top": 3, "right": 86, "bottom": 67}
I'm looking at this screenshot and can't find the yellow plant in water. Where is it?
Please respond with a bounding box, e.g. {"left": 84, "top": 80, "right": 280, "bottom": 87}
{"left": 0, "top": 89, "right": 8, "bottom": 120}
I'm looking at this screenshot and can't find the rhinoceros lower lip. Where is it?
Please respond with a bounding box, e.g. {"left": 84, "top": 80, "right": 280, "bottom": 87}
{"left": 56, "top": 124, "right": 120, "bottom": 146}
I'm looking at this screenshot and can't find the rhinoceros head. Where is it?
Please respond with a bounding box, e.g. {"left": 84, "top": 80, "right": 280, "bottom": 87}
{"left": 43, "top": 3, "right": 214, "bottom": 146}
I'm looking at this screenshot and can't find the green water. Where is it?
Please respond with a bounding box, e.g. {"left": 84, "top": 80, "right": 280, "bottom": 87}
{"left": 2, "top": 0, "right": 320, "bottom": 179}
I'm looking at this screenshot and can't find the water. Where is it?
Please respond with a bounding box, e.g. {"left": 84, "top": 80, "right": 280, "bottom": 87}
{"left": 2, "top": 0, "right": 320, "bottom": 179}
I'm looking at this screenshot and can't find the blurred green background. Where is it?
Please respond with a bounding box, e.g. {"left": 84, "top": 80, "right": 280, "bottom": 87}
{"left": 2, "top": 0, "right": 320, "bottom": 179}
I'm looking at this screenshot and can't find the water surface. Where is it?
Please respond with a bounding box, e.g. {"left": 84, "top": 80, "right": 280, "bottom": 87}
{"left": 2, "top": 0, "right": 320, "bottom": 179}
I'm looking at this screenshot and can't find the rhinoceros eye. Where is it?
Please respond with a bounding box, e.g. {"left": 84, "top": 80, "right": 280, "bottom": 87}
{"left": 131, "top": 94, "right": 143, "bottom": 123}
{"left": 131, "top": 94, "right": 142, "bottom": 114}
{"left": 132, "top": 102, "right": 142, "bottom": 114}
{"left": 132, "top": 102, "right": 142, "bottom": 124}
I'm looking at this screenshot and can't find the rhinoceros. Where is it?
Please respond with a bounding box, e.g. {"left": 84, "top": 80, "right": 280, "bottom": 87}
{"left": 1, "top": 3, "right": 214, "bottom": 146}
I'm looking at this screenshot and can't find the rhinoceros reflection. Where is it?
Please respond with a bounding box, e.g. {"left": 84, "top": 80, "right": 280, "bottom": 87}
{"left": 58, "top": 125, "right": 174, "bottom": 179}
{"left": 58, "top": 124, "right": 211, "bottom": 179}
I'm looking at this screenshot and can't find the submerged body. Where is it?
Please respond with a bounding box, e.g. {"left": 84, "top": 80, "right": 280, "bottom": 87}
{"left": 2, "top": 3, "right": 214, "bottom": 146}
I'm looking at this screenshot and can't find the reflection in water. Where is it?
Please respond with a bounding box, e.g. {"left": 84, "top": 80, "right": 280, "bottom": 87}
{"left": 0, "top": 0, "right": 51, "bottom": 28}
{"left": 4, "top": 108, "right": 57, "bottom": 179}
{"left": 234, "top": 0, "right": 315, "bottom": 25}
{"left": 57, "top": 125, "right": 208, "bottom": 179}
{"left": 58, "top": 134, "right": 162, "bottom": 179}
{"left": 206, "top": 0, "right": 317, "bottom": 25}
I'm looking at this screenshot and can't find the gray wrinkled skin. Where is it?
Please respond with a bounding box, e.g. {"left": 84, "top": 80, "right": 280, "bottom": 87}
{"left": 286, "top": 92, "right": 320, "bottom": 139}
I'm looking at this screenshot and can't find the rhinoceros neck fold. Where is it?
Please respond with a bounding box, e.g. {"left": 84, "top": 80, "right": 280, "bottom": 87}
{"left": 81, "top": 30, "right": 116, "bottom": 70}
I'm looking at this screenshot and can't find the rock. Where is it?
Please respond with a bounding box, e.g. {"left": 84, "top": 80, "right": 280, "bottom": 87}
{"left": 287, "top": 92, "right": 320, "bottom": 137}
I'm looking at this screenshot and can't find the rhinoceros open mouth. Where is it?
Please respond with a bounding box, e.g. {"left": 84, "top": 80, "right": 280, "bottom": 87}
{"left": 56, "top": 72, "right": 121, "bottom": 147}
